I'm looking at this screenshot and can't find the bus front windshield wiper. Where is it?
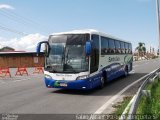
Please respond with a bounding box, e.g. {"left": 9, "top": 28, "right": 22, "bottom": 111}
{"left": 45, "top": 66, "right": 58, "bottom": 73}
{"left": 63, "top": 64, "right": 77, "bottom": 73}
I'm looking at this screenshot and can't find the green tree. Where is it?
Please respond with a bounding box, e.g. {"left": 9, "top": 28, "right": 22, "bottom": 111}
{"left": 0, "top": 46, "right": 15, "bottom": 52}
{"left": 135, "top": 42, "right": 146, "bottom": 58}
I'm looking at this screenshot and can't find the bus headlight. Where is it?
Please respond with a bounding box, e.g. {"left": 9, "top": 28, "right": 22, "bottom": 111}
{"left": 45, "top": 74, "right": 52, "bottom": 79}
{"left": 76, "top": 75, "right": 89, "bottom": 80}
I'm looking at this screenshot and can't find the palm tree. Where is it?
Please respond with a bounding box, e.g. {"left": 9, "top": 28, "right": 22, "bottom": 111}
{"left": 135, "top": 42, "right": 146, "bottom": 59}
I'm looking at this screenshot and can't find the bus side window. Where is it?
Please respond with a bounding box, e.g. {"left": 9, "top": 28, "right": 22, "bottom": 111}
{"left": 120, "top": 42, "right": 125, "bottom": 54}
{"left": 125, "top": 43, "right": 129, "bottom": 54}
{"left": 90, "top": 34, "right": 99, "bottom": 73}
{"left": 129, "top": 43, "right": 132, "bottom": 54}
{"left": 101, "top": 37, "right": 109, "bottom": 55}
{"left": 108, "top": 39, "right": 115, "bottom": 54}
{"left": 115, "top": 40, "right": 121, "bottom": 54}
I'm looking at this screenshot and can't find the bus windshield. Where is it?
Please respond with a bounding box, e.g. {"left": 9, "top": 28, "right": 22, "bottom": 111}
{"left": 46, "top": 34, "right": 89, "bottom": 73}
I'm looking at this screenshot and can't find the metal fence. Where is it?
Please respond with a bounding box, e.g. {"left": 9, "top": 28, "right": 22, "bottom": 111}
{"left": 126, "top": 68, "right": 160, "bottom": 120}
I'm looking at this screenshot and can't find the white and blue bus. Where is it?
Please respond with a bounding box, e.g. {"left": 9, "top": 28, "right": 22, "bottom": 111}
{"left": 37, "top": 29, "right": 133, "bottom": 90}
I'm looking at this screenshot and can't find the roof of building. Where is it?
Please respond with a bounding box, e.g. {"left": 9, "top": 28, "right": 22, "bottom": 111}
{"left": 0, "top": 51, "right": 44, "bottom": 56}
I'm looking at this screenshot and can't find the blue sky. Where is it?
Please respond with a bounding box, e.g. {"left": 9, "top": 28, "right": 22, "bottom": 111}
{"left": 0, "top": 0, "right": 158, "bottom": 52}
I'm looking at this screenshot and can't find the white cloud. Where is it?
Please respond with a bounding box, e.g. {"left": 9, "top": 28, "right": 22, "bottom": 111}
{"left": 0, "top": 37, "right": 6, "bottom": 49}
{"left": 1, "top": 33, "right": 47, "bottom": 52}
{"left": 0, "top": 44, "right": 4, "bottom": 49}
{"left": 0, "top": 4, "right": 14, "bottom": 10}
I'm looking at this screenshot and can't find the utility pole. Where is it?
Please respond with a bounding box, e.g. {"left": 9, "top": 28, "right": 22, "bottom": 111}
{"left": 156, "top": 0, "right": 160, "bottom": 55}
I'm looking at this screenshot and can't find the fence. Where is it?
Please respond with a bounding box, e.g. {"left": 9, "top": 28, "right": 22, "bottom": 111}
{"left": 119, "top": 68, "right": 160, "bottom": 120}
{"left": 0, "top": 67, "right": 44, "bottom": 77}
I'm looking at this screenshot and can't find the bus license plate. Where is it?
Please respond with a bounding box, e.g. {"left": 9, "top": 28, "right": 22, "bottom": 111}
{"left": 60, "top": 83, "right": 67, "bottom": 87}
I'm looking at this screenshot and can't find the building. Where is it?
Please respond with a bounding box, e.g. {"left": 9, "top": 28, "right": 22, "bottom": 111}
{"left": 0, "top": 52, "right": 44, "bottom": 68}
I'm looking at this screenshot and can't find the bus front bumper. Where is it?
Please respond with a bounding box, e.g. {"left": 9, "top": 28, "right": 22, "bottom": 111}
{"left": 44, "top": 78, "right": 93, "bottom": 90}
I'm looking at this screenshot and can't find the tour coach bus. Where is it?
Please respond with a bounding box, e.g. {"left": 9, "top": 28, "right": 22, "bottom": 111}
{"left": 36, "top": 29, "right": 133, "bottom": 90}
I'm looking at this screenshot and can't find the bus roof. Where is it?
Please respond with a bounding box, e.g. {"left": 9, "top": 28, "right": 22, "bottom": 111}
{"left": 51, "top": 29, "right": 131, "bottom": 43}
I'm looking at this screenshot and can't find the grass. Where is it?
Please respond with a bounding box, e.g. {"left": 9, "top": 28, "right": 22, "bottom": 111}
{"left": 112, "top": 96, "right": 132, "bottom": 119}
{"left": 110, "top": 77, "right": 160, "bottom": 120}
{"left": 136, "top": 78, "right": 160, "bottom": 120}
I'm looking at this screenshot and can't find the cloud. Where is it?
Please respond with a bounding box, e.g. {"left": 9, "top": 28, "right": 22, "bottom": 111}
{"left": 0, "top": 44, "right": 4, "bottom": 49}
{"left": 0, "top": 4, "right": 14, "bottom": 10}
{"left": 0, "top": 37, "right": 6, "bottom": 49}
{"left": 0, "top": 33, "right": 47, "bottom": 52}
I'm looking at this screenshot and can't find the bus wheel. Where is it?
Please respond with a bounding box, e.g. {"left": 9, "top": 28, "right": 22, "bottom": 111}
{"left": 99, "top": 77, "right": 105, "bottom": 89}
{"left": 124, "top": 66, "right": 128, "bottom": 77}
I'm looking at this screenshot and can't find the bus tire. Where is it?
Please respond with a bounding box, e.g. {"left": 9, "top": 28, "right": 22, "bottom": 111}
{"left": 124, "top": 66, "right": 128, "bottom": 77}
{"left": 99, "top": 77, "right": 105, "bottom": 89}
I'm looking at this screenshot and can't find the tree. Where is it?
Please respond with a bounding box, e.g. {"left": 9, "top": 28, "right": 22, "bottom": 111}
{"left": 0, "top": 46, "right": 15, "bottom": 52}
{"left": 135, "top": 42, "right": 146, "bottom": 58}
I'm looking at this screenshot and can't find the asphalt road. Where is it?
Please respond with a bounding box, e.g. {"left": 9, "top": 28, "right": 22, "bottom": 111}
{"left": 0, "top": 58, "right": 160, "bottom": 119}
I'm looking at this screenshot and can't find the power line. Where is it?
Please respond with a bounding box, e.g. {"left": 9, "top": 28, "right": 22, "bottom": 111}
{"left": 0, "top": 9, "right": 52, "bottom": 34}
{"left": 2, "top": 9, "right": 45, "bottom": 27}
{"left": 0, "top": 10, "right": 31, "bottom": 27}
{"left": 0, "top": 24, "right": 28, "bottom": 36}
{"left": 0, "top": 10, "right": 32, "bottom": 35}
{"left": 0, "top": 9, "right": 39, "bottom": 27}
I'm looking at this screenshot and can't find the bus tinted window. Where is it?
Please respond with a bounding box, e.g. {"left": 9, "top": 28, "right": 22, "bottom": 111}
{"left": 120, "top": 42, "right": 125, "bottom": 53}
{"left": 125, "top": 43, "right": 129, "bottom": 53}
{"left": 108, "top": 39, "right": 115, "bottom": 53}
{"left": 129, "top": 43, "right": 132, "bottom": 54}
{"left": 101, "top": 37, "right": 109, "bottom": 55}
{"left": 90, "top": 34, "right": 99, "bottom": 73}
{"left": 115, "top": 40, "right": 121, "bottom": 53}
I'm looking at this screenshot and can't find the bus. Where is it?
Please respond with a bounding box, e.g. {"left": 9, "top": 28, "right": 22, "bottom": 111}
{"left": 36, "top": 29, "right": 133, "bottom": 90}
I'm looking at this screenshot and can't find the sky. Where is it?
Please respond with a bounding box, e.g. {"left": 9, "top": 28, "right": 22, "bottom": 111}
{"left": 0, "top": 0, "right": 158, "bottom": 52}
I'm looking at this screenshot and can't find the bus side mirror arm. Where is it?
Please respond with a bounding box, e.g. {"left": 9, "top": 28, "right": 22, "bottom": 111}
{"left": 36, "top": 41, "right": 50, "bottom": 56}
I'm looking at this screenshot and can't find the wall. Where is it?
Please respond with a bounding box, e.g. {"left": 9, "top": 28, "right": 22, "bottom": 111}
{"left": 0, "top": 53, "right": 44, "bottom": 68}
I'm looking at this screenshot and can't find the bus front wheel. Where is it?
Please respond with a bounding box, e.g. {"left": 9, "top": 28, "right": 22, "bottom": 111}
{"left": 124, "top": 66, "right": 129, "bottom": 76}
{"left": 99, "top": 77, "right": 105, "bottom": 89}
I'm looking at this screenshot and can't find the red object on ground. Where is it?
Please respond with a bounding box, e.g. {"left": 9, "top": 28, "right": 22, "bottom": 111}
{"left": 33, "top": 67, "right": 44, "bottom": 74}
{"left": 15, "top": 67, "right": 28, "bottom": 76}
{"left": 0, "top": 67, "right": 11, "bottom": 77}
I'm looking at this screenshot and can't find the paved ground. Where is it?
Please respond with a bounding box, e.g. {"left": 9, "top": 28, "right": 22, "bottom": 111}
{"left": 0, "top": 58, "right": 159, "bottom": 120}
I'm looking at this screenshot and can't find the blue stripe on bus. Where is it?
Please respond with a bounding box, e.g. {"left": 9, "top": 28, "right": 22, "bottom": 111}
{"left": 44, "top": 62, "right": 132, "bottom": 90}
{"left": 44, "top": 77, "right": 93, "bottom": 90}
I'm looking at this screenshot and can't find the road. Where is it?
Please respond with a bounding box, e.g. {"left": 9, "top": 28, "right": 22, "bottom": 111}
{"left": 0, "top": 58, "right": 160, "bottom": 119}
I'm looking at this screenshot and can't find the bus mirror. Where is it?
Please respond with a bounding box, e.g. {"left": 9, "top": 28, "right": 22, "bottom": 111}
{"left": 36, "top": 41, "right": 50, "bottom": 56}
{"left": 85, "top": 41, "right": 91, "bottom": 56}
